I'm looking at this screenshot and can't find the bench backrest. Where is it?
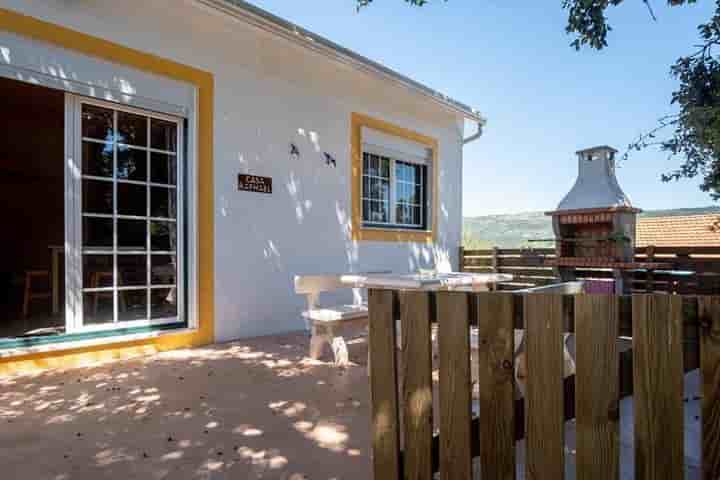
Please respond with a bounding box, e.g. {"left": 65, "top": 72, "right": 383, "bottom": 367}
{"left": 294, "top": 275, "right": 348, "bottom": 295}
{"left": 294, "top": 271, "right": 393, "bottom": 295}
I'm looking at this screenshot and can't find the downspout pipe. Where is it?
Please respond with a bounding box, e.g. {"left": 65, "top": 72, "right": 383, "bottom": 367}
{"left": 463, "top": 119, "right": 485, "bottom": 145}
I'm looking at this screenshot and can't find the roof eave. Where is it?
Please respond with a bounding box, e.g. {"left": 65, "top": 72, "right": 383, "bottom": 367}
{"left": 195, "top": 0, "right": 484, "bottom": 122}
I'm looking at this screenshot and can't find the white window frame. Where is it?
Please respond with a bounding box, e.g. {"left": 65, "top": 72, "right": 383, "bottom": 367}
{"left": 65, "top": 95, "right": 187, "bottom": 333}
{"left": 361, "top": 146, "right": 429, "bottom": 230}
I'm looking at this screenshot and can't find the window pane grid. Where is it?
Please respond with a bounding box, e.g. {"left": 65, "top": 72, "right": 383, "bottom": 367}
{"left": 361, "top": 153, "right": 391, "bottom": 224}
{"left": 81, "top": 177, "right": 178, "bottom": 188}
{"left": 116, "top": 143, "right": 178, "bottom": 156}
{"left": 394, "top": 161, "right": 424, "bottom": 227}
{"left": 361, "top": 151, "right": 426, "bottom": 228}
{"left": 80, "top": 102, "right": 179, "bottom": 326}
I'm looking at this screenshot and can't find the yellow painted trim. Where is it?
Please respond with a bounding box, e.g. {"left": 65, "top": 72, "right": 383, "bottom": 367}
{"left": 350, "top": 112, "right": 438, "bottom": 243}
{"left": 0, "top": 8, "right": 214, "bottom": 376}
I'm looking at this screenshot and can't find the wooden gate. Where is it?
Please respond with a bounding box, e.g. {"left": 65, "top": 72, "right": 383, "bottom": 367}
{"left": 367, "top": 291, "right": 720, "bottom": 480}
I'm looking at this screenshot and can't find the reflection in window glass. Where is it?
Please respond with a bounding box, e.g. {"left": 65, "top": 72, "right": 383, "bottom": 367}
{"left": 151, "top": 119, "right": 177, "bottom": 152}
{"left": 82, "top": 255, "right": 114, "bottom": 289}
{"left": 82, "top": 105, "right": 114, "bottom": 141}
{"left": 361, "top": 152, "right": 425, "bottom": 228}
{"left": 117, "top": 146, "right": 147, "bottom": 181}
{"left": 117, "top": 111, "right": 147, "bottom": 147}
{"left": 118, "top": 290, "right": 148, "bottom": 322}
{"left": 83, "top": 291, "right": 114, "bottom": 325}
{"left": 394, "top": 161, "right": 424, "bottom": 227}
{"left": 82, "top": 141, "right": 113, "bottom": 177}
{"left": 151, "top": 288, "right": 177, "bottom": 319}
{"left": 151, "top": 221, "right": 176, "bottom": 252}
{"left": 152, "top": 255, "right": 177, "bottom": 285}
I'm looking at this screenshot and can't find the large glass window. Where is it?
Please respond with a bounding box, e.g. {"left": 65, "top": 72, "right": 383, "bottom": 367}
{"left": 361, "top": 151, "right": 427, "bottom": 229}
{"left": 80, "top": 102, "right": 181, "bottom": 328}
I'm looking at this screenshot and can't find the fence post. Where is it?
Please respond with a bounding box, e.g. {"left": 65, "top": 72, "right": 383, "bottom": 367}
{"left": 458, "top": 246, "right": 465, "bottom": 272}
{"left": 437, "top": 291, "right": 472, "bottom": 480}
{"left": 399, "top": 291, "right": 433, "bottom": 480}
{"left": 575, "top": 295, "right": 620, "bottom": 480}
{"left": 492, "top": 246, "right": 499, "bottom": 273}
{"left": 524, "top": 293, "right": 565, "bottom": 479}
{"left": 700, "top": 297, "right": 720, "bottom": 480}
{"left": 368, "top": 289, "right": 401, "bottom": 480}
{"left": 476, "top": 292, "right": 516, "bottom": 480}
{"left": 633, "top": 294, "right": 684, "bottom": 480}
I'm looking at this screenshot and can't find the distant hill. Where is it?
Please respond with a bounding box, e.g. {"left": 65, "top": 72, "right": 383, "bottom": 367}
{"left": 463, "top": 206, "right": 720, "bottom": 248}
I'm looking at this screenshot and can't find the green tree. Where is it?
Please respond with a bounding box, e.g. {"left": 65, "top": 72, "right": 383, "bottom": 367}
{"left": 359, "top": 0, "right": 720, "bottom": 200}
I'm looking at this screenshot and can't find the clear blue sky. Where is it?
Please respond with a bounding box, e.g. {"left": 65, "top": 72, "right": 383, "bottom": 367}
{"left": 252, "top": 0, "right": 717, "bottom": 216}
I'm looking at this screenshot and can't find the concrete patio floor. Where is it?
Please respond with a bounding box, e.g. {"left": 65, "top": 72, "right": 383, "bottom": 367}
{"left": 0, "top": 332, "right": 372, "bottom": 480}
{"left": 0, "top": 331, "right": 704, "bottom": 479}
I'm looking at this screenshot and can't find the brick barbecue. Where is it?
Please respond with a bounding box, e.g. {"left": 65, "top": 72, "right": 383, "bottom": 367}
{"left": 545, "top": 146, "right": 670, "bottom": 293}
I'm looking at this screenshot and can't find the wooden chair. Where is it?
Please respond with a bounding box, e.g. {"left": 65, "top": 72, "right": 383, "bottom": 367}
{"left": 23, "top": 270, "right": 51, "bottom": 319}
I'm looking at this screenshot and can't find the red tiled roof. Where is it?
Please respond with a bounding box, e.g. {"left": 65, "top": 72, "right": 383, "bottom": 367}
{"left": 636, "top": 214, "right": 720, "bottom": 247}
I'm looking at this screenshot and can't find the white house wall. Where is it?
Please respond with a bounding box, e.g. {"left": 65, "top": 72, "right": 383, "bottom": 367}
{"left": 1, "top": 0, "right": 465, "bottom": 341}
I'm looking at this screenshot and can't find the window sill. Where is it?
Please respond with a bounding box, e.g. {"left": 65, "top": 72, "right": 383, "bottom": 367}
{"left": 0, "top": 326, "right": 196, "bottom": 359}
{"left": 354, "top": 226, "right": 434, "bottom": 243}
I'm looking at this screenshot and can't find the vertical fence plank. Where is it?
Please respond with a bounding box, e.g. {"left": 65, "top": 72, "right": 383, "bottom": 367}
{"left": 524, "top": 293, "right": 565, "bottom": 480}
{"left": 476, "top": 292, "right": 516, "bottom": 480}
{"left": 399, "top": 291, "right": 433, "bottom": 480}
{"left": 369, "top": 289, "right": 401, "bottom": 480}
{"left": 437, "top": 291, "right": 472, "bottom": 480}
{"left": 575, "top": 295, "right": 619, "bottom": 480}
{"left": 633, "top": 294, "right": 684, "bottom": 480}
{"left": 700, "top": 296, "right": 720, "bottom": 480}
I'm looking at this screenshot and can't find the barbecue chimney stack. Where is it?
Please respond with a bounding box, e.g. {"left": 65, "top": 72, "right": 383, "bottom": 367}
{"left": 558, "top": 146, "right": 631, "bottom": 211}
{"left": 546, "top": 146, "right": 643, "bottom": 293}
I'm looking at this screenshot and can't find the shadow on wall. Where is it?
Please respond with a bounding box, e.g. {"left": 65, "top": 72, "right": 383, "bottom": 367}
{"left": 226, "top": 123, "right": 452, "bottom": 278}
{"left": 1, "top": 46, "right": 143, "bottom": 107}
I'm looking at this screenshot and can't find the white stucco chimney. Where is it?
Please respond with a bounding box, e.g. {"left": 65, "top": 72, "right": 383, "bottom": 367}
{"left": 557, "top": 146, "right": 632, "bottom": 211}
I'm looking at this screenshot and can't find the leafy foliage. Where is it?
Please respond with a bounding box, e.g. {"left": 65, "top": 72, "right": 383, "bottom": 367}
{"left": 358, "top": 0, "right": 720, "bottom": 200}
{"left": 540, "top": 0, "right": 720, "bottom": 199}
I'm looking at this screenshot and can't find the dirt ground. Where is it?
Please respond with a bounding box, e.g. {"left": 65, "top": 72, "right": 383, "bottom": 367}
{"left": 0, "top": 333, "right": 372, "bottom": 480}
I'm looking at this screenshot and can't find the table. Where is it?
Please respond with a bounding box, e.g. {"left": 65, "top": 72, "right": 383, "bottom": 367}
{"left": 48, "top": 245, "right": 64, "bottom": 315}
{"left": 333, "top": 271, "right": 513, "bottom": 368}
{"left": 339, "top": 272, "right": 513, "bottom": 291}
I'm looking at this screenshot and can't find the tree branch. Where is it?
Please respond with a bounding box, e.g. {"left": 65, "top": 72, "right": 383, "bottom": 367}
{"left": 643, "top": 0, "right": 658, "bottom": 21}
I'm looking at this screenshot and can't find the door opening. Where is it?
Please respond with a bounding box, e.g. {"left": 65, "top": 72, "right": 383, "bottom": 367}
{"left": 0, "top": 77, "right": 65, "bottom": 339}
{"left": 0, "top": 77, "right": 186, "bottom": 347}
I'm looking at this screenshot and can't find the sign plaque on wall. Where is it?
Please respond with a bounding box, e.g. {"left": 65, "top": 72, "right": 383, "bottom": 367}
{"left": 238, "top": 174, "right": 272, "bottom": 194}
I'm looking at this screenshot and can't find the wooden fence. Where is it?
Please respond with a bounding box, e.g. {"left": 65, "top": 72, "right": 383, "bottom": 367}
{"left": 367, "top": 291, "right": 720, "bottom": 480}
{"left": 459, "top": 245, "right": 720, "bottom": 293}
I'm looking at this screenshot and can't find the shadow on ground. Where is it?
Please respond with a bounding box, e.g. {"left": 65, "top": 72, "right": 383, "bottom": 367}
{"left": 0, "top": 332, "right": 372, "bottom": 480}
